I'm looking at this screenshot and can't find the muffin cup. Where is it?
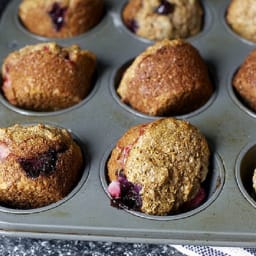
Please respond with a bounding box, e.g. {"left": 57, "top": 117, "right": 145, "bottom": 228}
{"left": 0, "top": 122, "right": 90, "bottom": 214}
{"left": 15, "top": 2, "right": 107, "bottom": 41}
{"left": 110, "top": 59, "right": 217, "bottom": 119}
{"left": 227, "top": 67, "right": 256, "bottom": 119}
{"left": 100, "top": 143, "right": 225, "bottom": 220}
{"left": 223, "top": 1, "right": 256, "bottom": 45}
{"left": 0, "top": 64, "right": 99, "bottom": 117}
{"left": 120, "top": 0, "right": 214, "bottom": 43}
{"left": 235, "top": 141, "right": 256, "bottom": 208}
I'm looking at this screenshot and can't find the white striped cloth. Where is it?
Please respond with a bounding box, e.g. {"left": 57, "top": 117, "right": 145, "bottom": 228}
{"left": 172, "top": 245, "right": 256, "bottom": 256}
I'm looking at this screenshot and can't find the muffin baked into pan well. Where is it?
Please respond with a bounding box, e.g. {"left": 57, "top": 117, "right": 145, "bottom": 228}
{"left": 1, "top": 42, "right": 96, "bottom": 112}
{"left": 226, "top": 0, "right": 256, "bottom": 43}
{"left": 117, "top": 39, "right": 213, "bottom": 116}
{"left": 18, "top": 0, "right": 104, "bottom": 38}
{"left": 232, "top": 49, "right": 256, "bottom": 113}
{"left": 107, "top": 118, "right": 210, "bottom": 216}
{"left": 0, "top": 124, "right": 84, "bottom": 209}
{"left": 122, "top": 0, "right": 203, "bottom": 41}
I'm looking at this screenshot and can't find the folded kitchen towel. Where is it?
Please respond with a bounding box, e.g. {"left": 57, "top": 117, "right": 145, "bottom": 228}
{"left": 172, "top": 245, "right": 256, "bottom": 256}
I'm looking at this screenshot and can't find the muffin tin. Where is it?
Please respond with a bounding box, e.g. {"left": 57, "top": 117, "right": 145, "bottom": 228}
{"left": 0, "top": 0, "right": 255, "bottom": 246}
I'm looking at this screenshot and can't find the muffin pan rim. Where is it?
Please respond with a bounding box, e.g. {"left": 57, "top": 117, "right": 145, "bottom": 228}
{"left": 0, "top": 0, "right": 256, "bottom": 246}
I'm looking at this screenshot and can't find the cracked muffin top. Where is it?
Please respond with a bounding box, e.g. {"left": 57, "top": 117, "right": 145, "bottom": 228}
{"left": 1, "top": 42, "right": 96, "bottom": 111}
{"left": 107, "top": 118, "right": 210, "bottom": 215}
{"left": 117, "top": 39, "right": 213, "bottom": 116}
{"left": 0, "top": 123, "right": 83, "bottom": 209}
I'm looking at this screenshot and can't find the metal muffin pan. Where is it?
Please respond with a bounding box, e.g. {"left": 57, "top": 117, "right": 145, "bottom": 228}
{"left": 0, "top": 0, "right": 255, "bottom": 246}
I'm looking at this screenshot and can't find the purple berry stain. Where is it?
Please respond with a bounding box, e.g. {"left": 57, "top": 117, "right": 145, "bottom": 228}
{"left": 48, "top": 3, "right": 67, "bottom": 31}
{"left": 108, "top": 171, "right": 142, "bottom": 211}
{"left": 155, "top": 0, "right": 175, "bottom": 15}
{"left": 126, "top": 19, "right": 139, "bottom": 33}
{"left": 18, "top": 146, "right": 67, "bottom": 178}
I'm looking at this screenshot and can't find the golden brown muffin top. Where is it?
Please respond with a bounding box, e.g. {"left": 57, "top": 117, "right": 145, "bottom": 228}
{"left": 1, "top": 42, "right": 96, "bottom": 111}
{"left": 0, "top": 123, "right": 83, "bottom": 209}
{"left": 2, "top": 42, "right": 95, "bottom": 69}
{"left": 19, "top": 0, "right": 104, "bottom": 38}
{"left": 0, "top": 124, "right": 74, "bottom": 159}
{"left": 108, "top": 118, "right": 210, "bottom": 215}
{"left": 117, "top": 39, "right": 213, "bottom": 116}
{"left": 232, "top": 49, "right": 256, "bottom": 111}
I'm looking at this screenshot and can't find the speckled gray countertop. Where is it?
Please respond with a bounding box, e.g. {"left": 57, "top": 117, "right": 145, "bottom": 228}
{"left": 0, "top": 1, "right": 186, "bottom": 255}
{"left": 0, "top": 237, "right": 187, "bottom": 256}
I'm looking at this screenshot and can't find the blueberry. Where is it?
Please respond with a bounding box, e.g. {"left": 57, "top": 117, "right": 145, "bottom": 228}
{"left": 126, "top": 19, "right": 139, "bottom": 33}
{"left": 110, "top": 171, "right": 142, "bottom": 211}
{"left": 48, "top": 3, "right": 67, "bottom": 31}
{"left": 155, "top": 0, "right": 175, "bottom": 15}
{"left": 18, "top": 146, "right": 67, "bottom": 178}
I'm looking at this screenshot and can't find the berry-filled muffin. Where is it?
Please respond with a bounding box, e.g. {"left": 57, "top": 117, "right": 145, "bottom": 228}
{"left": 122, "top": 0, "right": 203, "bottom": 41}
{"left": 226, "top": 0, "right": 256, "bottom": 43}
{"left": 232, "top": 49, "right": 256, "bottom": 112}
{"left": 1, "top": 42, "right": 96, "bottom": 111}
{"left": 0, "top": 124, "right": 83, "bottom": 209}
{"left": 107, "top": 118, "right": 210, "bottom": 216}
{"left": 19, "top": 0, "right": 104, "bottom": 38}
{"left": 117, "top": 39, "right": 213, "bottom": 116}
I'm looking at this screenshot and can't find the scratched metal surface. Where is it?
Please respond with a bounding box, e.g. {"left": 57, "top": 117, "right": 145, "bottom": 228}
{"left": 0, "top": 0, "right": 255, "bottom": 247}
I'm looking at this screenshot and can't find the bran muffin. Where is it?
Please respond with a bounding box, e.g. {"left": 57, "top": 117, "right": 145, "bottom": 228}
{"left": 0, "top": 124, "right": 83, "bottom": 209}
{"left": 122, "top": 0, "right": 203, "bottom": 41}
{"left": 1, "top": 42, "right": 96, "bottom": 111}
{"left": 19, "top": 0, "right": 104, "bottom": 38}
{"left": 117, "top": 39, "right": 213, "bottom": 116}
{"left": 232, "top": 49, "right": 256, "bottom": 112}
{"left": 107, "top": 118, "right": 210, "bottom": 216}
{"left": 226, "top": 0, "right": 256, "bottom": 43}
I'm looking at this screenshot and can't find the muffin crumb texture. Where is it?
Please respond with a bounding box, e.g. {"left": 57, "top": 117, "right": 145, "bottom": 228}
{"left": 107, "top": 118, "right": 210, "bottom": 215}
{"left": 0, "top": 124, "right": 83, "bottom": 209}
{"left": 117, "top": 39, "right": 213, "bottom": 116}
{"left": 19, "top": 0, "right": 104, "bottom": 38}
{"left": 123, "top": 0, "right": 203, "bottom": 41}
{"left": 1, "top": 42, "right": 96, "bottom": 111}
